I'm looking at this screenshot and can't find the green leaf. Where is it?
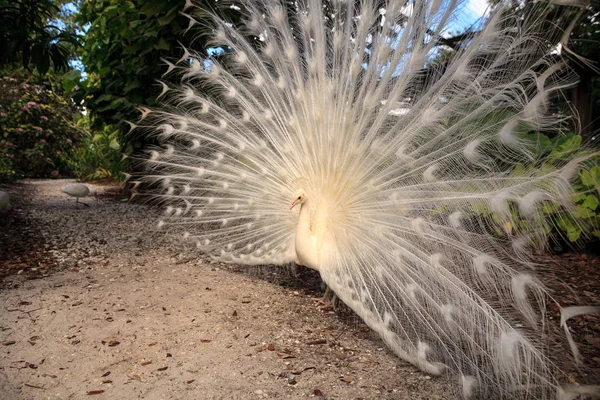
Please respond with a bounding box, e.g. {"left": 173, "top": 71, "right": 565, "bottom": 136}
{"left": 153, "top": 38, "right": 171, "bottom": 51}
{"left": 567, "top": 228, "right": 581, "bottom": 242}
{"left": 124, "top": 80, "right": 142, "bottom": 93}
{"left": 471, "top": 200, "right": 489, "bottom": 216}
{"left": 109, "top": 138, "right": 120, "bottom": 150}
{"left": 104, "top": 5, "right": 120, "bottom": 16}
{"left": 140, "top": 1, "right": 167, "bottom": 16}
{"left": 581, "top": 170, "right": 594, "bottom": 186}
{"left": 157, "top": 8, "right": 178, "bottom": 26}
{"left": 96, "top": 94, "right": 113, "bottom": 104}
{"left": 510, "top": 163, "right": 527, "bottom": 177}
{"left": 573, "top": 193, "right": 588, "bottom": 202}
{"left": 576, "top": 207, "right": 595, "bottom": 219}
{"left": 583, "top": 195, "right": 599, "bottom": 210}
{"left": 63, "top": 70, "right": 82, "bottom": 92}
{"left": 542, "top": 203, "right": 559, "bottom": 214}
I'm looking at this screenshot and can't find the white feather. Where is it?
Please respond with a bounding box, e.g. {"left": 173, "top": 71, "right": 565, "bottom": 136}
{"left": 140, "top": 1, "right": 595, "bottom": 398}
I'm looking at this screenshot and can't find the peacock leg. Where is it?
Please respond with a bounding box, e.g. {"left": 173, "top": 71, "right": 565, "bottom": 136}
{"left": 316, "top": 285, "right": 340, "bottom": 311}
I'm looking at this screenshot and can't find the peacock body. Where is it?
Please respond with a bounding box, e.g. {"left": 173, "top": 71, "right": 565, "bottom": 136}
{"left": 136, "top": 0, "right": 598, "bottom": 398}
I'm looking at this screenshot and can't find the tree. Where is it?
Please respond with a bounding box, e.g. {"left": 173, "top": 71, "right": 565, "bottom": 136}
{"left": 567, "top": 0, "right": 600, "bottom": 135}
{"left": 75, "top": 0, "right": 242, "bottom": 153}
{"left": 0, "top": 0, "right": 80, "bottom": 74}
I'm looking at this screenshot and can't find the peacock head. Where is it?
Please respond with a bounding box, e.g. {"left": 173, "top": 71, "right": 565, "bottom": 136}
{"left": 290, "top": 190, "right": 306, "bottom": 210}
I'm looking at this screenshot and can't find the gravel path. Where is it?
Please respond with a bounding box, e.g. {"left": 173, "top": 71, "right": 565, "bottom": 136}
{"left": 0, "top": 179, "right": 451, "bottom": 400}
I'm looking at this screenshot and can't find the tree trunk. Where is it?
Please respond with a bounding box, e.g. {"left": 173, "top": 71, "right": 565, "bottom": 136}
{"left": 572, "top": 68, "right": 593, "bottom": 136}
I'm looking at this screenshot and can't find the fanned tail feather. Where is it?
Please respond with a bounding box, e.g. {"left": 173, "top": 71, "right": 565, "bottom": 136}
{"left": 134, "top": 0, "right": 599, "bottom": 398}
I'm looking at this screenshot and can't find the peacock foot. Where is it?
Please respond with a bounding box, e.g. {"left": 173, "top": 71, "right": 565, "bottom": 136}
{"left": 314, "top": 286, "right": 340, "bottom": 311}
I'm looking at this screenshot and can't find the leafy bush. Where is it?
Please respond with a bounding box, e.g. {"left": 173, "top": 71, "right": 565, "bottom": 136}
{"left": 461, "top": 128, "right": 599, "bottom": 247}
{"left": 75, "top": 0, "right": 242, "bottom": 153}
{"left": 66, "top": 120, "right": 127, "bottom": 182}
{"left": 508, "top": 132, "right": 599, "bottom": 244}
{"left": 0, "top": 74, "right": 83, "bottom": 181}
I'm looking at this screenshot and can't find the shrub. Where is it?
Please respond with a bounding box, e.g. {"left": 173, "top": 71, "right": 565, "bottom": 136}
{"left": 487, "top": 132, "right": 600, "bottom": 248}
{"left": 66, "top": 120, "right": 127, "bottom": 181}
{"left": 0, "top": 75, "right": 83, "bottom": 181}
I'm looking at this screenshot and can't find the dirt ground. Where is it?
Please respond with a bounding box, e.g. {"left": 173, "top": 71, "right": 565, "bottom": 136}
{"left": 0, "top": 179, "right": 454, "bottom": 400}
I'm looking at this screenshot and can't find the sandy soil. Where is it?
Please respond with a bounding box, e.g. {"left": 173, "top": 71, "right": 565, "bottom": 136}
{"left": 0, "top": 179, "right": 452, "bottom": 400}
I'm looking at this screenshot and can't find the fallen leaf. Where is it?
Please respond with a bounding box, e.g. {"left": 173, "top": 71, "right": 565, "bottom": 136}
{"left": 3, "top": 341, "right": 16, "bottom": 346}
{"left": 267, "top": 343, "right": 275, "bottom": 351}
{"left": 102, "top": 380, "right": 112, "bottom": 384}
{"left": 157, "top": 366, "right": 168, "bottom": 371}
{"left": 87, "top": 390, "right": 105, "bottom": 395}
{"left": 101, "top": 371, "right": 111, "bottom": 377}
{"left": 186, "top": 379, "right": 195, "bottom": 384}
{"left": 148, "top": 342, "right": 157, "bottom": 347}
{"left": 200, "top": 339, "right": 212, "bottom": 343}
{"left": 141, "top": 360, "right": 152, "bottom": 366}
{"left": 341, "top": 376, "right": 354, "bottom": 383}
{"left": 277, "top": 352, "right": 296, "bottom": 359}
{"left": 107, "top": 340, "right": 120, "bottom": 347}
{"left": 24, "top": 383, "right": 44, "bottom": 389}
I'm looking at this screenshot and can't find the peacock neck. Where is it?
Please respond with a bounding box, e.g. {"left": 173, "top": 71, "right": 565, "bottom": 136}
{"left": 294, "top": 199, "right": 322, "bottom": 271}
{"left": 296, "top": 200, "right": 311, "bottom": 237}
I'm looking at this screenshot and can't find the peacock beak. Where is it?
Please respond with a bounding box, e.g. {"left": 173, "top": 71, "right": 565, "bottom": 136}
{"left": 290, "top": 199, "right": 300, "bottom": 210}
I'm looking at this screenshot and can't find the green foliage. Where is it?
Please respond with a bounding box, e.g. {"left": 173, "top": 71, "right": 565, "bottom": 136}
{"left": 564, "top": 165, "right": 600, "bottom": 242}
{"left": 75, "top": 0, "right": 241, "bottom": 151}
{"left": 66, "top": 119, "right": 127, "bottom": 181}
{"left": 507, "top": 132, "right": 600, "bottom": 244}
{"left": 569, "top": 0, "right": 600, "bottom": 64}
{"left": 0, "top": 0, "right": 80, "bottom": 74}
{"left": 0, "top": 73, "right": 83, "bottom": 181}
